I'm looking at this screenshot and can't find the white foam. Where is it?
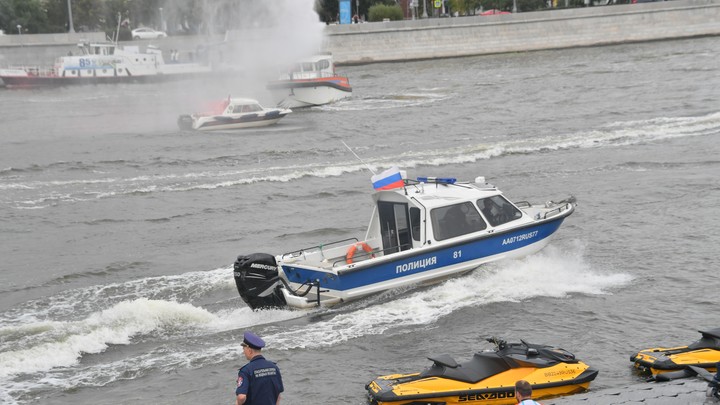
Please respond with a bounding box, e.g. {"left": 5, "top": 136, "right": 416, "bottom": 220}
{"left": 0, "top": 267, "right": 234, "bottom": 327}
{"left": 0, "top": 299, "right": 217, "bottom": 378}
{"left": 0, "top": 243, "right": 631, "bottom": 397}
{"left": 3, "top": 111, "right": 718, "bottom": 210}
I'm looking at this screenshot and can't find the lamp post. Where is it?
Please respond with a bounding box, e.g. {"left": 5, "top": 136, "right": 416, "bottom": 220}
{"left": 67, "top": 0, "right": 75, "bottom": 33}
{"left": 158, "top": 7, "right": 165, "bottom": 31}
{"left": 17, "top": 24, "right": 21, "bottom": 35}
{"left": 512, "top": 0, "right": 518, "bottom": 13}
{"left": 422, "top": 0, "right": 428, "bottom": 17}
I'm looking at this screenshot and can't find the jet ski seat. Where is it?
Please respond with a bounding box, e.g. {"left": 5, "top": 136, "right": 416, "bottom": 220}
{"left": 695, "top": 329, "right": 720, "bottom": 348}
{"left": 420, "top": 352, "right": 511, "bottom": 384}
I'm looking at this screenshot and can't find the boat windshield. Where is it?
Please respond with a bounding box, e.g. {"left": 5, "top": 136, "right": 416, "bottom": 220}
{"left": 431, "top": 202, "right": 486, "bottom": 241}
{"left": 232, "top": 103, "right": 263, "bottom": 113}
{"left": 477, "top": 196, "right": 522, "bottom": 227}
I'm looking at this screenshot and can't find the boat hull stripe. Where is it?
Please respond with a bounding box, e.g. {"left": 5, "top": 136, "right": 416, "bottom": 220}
{"left": 281, "top": 216, "right": 566, "bottom": 292}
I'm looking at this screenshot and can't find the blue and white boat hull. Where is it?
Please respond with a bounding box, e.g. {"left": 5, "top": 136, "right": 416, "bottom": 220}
{"left": 279, "top": 214, "right": 568, "bottom": 308}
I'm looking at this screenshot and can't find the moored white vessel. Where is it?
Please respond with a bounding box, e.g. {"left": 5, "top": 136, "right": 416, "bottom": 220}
{"left": 266, "top": 53, "right": 352, "bottom": 108}
{"left": 0, "top": 41, "right": 221, "bottom": 88}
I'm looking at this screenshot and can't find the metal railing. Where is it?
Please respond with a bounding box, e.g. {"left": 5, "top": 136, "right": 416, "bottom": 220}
{"left": 280, "top": 237, "right": 358, "bottom": 261}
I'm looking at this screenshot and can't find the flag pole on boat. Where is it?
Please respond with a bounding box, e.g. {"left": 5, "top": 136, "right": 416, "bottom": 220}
{"left": 341, "top": 140, "right": 376, "bottom": 175}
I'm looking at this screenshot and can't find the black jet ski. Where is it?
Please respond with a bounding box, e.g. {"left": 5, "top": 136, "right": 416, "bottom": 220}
{"left": 366, "top": 337, "right": 598, "bottom": 405}
{"left": 630, "top": 328, "right": 720, "bottom": 381}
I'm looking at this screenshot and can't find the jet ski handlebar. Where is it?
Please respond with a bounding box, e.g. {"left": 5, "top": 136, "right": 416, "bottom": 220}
{"left": 486, "top": 336, "right": 507, "bottom": 350}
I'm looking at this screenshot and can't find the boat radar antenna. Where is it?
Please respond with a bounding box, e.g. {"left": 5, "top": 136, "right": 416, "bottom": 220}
{"left": 341, "top": 140, "right": 376, "bottom": 175}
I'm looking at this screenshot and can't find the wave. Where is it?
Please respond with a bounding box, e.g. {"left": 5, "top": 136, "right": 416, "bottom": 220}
{"left": 0, "top": 298, "right": 217, "bottom": 378}
{"left": 0, "top": 267, "right": 234, "bottom": 326}
{"left": 3, "top": 111, "right": 718, "bottom": 209}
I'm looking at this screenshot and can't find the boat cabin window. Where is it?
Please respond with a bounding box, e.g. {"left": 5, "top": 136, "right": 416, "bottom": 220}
{"left": 431, "top": 202, "right": 486, "bottom": 241}
{"left": 477, "top": 196, "right": 522, "bottom": 227}
{"left": 409, "top": 207, "right": 421, "bottom": 242}
{"left": 318, "top": 59, "right": 330, "bottom": 70}
{"left": 378, "top": 202, "right": 413, "bottom": 254}
{"left": 302, "top": 62, "right": 315, "bottom": 71}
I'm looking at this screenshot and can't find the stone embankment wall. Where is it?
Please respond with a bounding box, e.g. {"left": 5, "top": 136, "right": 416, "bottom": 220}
{"left": 1, "top": 0, "right": 719, "bottom": 67}
{"left": 0, "top": 32, "right": 106, "bottom": 66}
{"left": 322, "top": 0, "right": 720, "bottom": 64}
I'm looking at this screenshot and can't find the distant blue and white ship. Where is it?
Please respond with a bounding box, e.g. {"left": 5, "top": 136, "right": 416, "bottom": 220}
{"left": 233, "top": 168, "right": 576, "bottom": 310}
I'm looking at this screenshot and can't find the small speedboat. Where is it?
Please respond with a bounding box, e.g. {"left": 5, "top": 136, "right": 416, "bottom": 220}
{"left": 266, "top": 53, "right": 352, "bottom": 108}
{"left": 366, "top": 337, "right": 598, "bottom": 405}
{"left": 630, "top": 328, "right": 720, "bottom": 381}
{"left": 177, "top": 97, "right": 291, "bottom": 131}
{"left": 233, "top": 168, "right": 575, "bottom": 310}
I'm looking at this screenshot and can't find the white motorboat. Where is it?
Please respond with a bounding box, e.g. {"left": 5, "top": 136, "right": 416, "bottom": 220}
{"left": 266, "top": 53, "right": 352, "bottom": 108}
{"left": 233, "top": 168, "right": 576, "bottom": 310}
{"left": 177, "top": 97, "right": 291, "bottom": 131}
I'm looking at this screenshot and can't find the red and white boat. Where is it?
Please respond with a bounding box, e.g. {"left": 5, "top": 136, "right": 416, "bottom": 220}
{"left": 177, "top": 97, "right": 291, "bottom": 131}
{"left": 267, "top": 53, "right": 352, "bottom": 108}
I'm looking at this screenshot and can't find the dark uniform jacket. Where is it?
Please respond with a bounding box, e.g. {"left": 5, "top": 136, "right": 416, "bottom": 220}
{"left": 236, "top": 355, "right": 284, "bottom": 405}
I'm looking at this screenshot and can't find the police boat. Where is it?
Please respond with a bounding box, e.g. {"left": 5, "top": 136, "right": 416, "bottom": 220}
{"left": 233, "top": 168, "right": 576, "bottom": 310}
{"left": 630, "top": 328, "right": 720, "bottom": 381}
{"left": 365, "top": 337, "right": 598, "bottom": 405}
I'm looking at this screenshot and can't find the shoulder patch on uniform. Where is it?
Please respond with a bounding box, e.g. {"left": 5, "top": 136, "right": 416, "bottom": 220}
{"left": 237, "top": 375, "right": 244, "bottom": 387}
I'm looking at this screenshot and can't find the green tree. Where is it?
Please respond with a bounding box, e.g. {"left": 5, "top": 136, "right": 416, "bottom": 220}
{"left": 44, "top": 0, "right": 70, "bottom": 32}
{"left": 367, "top": 3, "right": 403, "bottom": 21}
{"left": 5, "top": 0, "right": 47, "bottom": 34}
{"left": 0, "top": 0, "right": 16, "bottom": 34}
{"left": 449, "top": 0, "right": 481, "bottom": 15}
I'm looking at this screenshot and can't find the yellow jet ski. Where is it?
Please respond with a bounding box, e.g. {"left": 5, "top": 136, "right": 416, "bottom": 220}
{"left": 630, "top": 328, "right": 720, "bottom": 381}
{"left": 366, "top": 337, "right": 598, "bottom": 405}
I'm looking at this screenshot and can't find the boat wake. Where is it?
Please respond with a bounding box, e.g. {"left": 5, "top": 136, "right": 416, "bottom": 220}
{"left": 0, "top": 242, "right": 630, "bottom": 402}
{"left": 319, "top": 91, "right": 452, "bottom": 112}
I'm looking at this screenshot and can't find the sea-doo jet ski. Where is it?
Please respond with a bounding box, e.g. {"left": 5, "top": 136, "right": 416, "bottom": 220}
{"left": 366, "top": 337, "right": 598, "bottom": 405}
{"left": 630, "top": 328, "right": 720, "bottom": 381}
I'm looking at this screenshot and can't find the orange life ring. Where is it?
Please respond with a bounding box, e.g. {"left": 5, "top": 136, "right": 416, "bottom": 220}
{"left": 346, "top": 242, "right": 374, "bottom": 264}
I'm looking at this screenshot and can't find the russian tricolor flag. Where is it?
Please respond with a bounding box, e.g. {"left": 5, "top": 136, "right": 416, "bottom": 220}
{"left": 371, "top": 167, "right": 405, "bottom": 190}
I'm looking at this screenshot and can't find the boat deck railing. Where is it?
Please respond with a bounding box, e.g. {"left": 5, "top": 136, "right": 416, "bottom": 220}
{"left": 330, "top": 242, "right": 413, "bottom": 268}
{"left": 516, "top": 197, "right": 575, "bottom": 220}
{"left": 5, "top": 65, "right": 57, "bottom": 77}
{"left": 541, "top": 201, "right": 572, "bottom": 219}
{"left": 281, "top": 237, "right": 359, "bottom": 262}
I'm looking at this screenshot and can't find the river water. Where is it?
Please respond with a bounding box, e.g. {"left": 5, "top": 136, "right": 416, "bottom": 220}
{"left": 1, "top": 36, "right": 719, "bottom": 404}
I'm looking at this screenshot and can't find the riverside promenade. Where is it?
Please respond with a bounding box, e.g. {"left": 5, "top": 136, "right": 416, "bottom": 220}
{"left": 1, "top": 0, "right": 719, "bottom": 68}
{"left": 548, "top": 378, "right": 713, "bottom": 404}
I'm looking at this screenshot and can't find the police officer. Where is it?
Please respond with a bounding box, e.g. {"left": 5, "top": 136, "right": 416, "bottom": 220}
{"left": 235, "top": 331, "right": 284, "bottom": 405}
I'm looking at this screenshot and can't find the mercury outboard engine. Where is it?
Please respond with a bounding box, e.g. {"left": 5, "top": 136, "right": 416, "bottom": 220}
{"left": 233, "top": 253, "right": 287, "bottom": 310}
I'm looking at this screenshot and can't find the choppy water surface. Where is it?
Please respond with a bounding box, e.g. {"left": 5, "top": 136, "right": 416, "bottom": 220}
{"left": 1, "top": 36, "right": 719, "bottom": 404}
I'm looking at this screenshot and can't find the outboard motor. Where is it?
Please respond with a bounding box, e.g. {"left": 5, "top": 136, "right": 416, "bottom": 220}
{"left": 233, "top": 253, "right": 287, "bottom": 310}
{"left": 177, "top": 114, "right": 193, "bottom": 130}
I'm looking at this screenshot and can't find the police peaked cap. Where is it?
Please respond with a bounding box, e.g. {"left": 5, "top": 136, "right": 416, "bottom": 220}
{"left": 243, "top": 331, "right": 266, "bottom": 350}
